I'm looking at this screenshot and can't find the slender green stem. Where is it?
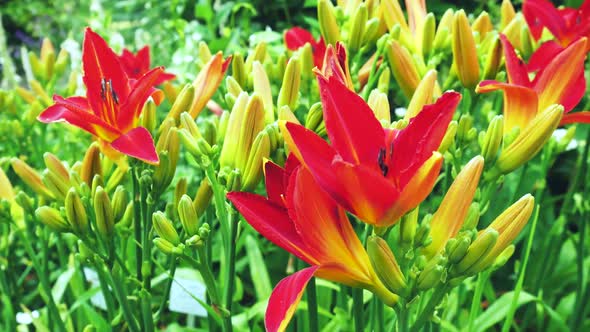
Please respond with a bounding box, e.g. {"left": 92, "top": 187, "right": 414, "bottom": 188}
{"left": 395, "top": 301, "right": 410, "bottom": 332}
{"left": 570, "top": 209, "right": 587, "bottom": 330}
{"left": 307, "top": 277, "right": 319, "bottom": 332}
{"left": 108, "top": 266, "right": 141, "bottom": 332}
{"left": 467, "top": 271, "right": 490, "bottom": 332}
{"left": 223, "top": 210, "right": 238, "bottom": 332}
{"left": 156, "top": 255, "right": 177, "bottom": 319}
{"left": 353, "top": 288, "right": 364, "bottom": 332}
{"left": 501, "top": 206, "right": 540, "bottom": 332}
{"left": 410, "top": 286, "right": 449, "bottom": 332}
{"left": 376, "top": 298, "right": 384, "bottom": 332}
{"left": 132, "top": 166, "right": 143, "bottom": 280}
{"left": 361, "top": 36, "right": 388, "bottom": 101}
{"left": 91, "top": 259, "right": 116, "bottom": 321}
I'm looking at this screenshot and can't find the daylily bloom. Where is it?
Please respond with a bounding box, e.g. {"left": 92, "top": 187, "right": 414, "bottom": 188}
{"left": 117, "top": 46, "right": 176, "bottom": 84}
{"left": 38, "top": 28, "right": 162, "bottom": 165}
{"left": 187, "top": 52, "right": 232, "bottom": 119}
{"left": 227, "top": 158, "right": 398, "bottom": 332}
{"left": 318, "top": 42, "right": 354, "bottom": 90}
{"left": 476, "top": 35, "right": 589, "bottom": 130}
{"left": 282, "top": 74, "right": 460, "bottom": 227}
{"left": 284, "top": 27, "right": 327, "bottom": 68}
{"left": 523, "top": 0, "right": 590, "bottom": 50}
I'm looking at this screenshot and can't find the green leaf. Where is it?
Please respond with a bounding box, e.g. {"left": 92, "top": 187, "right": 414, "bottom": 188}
{"left": 245, "top": 234, "right": 272, "bottom": 299}
{"left": 51, "top": 267, "right": 75, "bottom": 302}
{"left": 472, "top": 291, "right": 536, "bottom": 332}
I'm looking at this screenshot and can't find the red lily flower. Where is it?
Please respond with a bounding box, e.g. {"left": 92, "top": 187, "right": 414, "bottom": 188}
{"left": 523, "top": 0, "right": 590, "bottom": 50}
{"left": 38, "top": 28, "right": 161, "bottom": 165}
{"left": 282, "top": 74, "right": 460, "bottom": 227}
{"left": 227, "top": 158, "right": 398, "bottom": 332}
{"left": 477, "top": 35, "right": 589, "bottom": 129}
{"left": 318, "top": 42, "right": 354, "bottom": 90}
{"left": 284, "top": 27, "right": 326, "bottom": 68}
{"left": 118, "top": 46, "right": 176, "bottom": 84}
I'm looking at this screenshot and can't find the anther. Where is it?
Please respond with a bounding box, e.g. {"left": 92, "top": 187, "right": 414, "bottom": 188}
{"left": 378, "top": 148, "right": 388, "bottom": 177}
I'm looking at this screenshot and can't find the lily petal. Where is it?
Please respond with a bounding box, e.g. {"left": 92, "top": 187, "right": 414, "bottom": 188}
{"left": 390, "top": 91, "right": 459, "bottom": 188}
{"left": 499, "top": 35, "right": 531, "bottom": 87}
{"left": 317, "top": 75, "right": 385, "bottom": 165}
{"left": 285, "top": 27, "right": 316, "bottom": 50}
{"left": 226, "top": 191, "right": 314, "bottom": 264}
{"left": 477, "top": 81, "right": 539, "bottom": 133}
{"left": 533, "top": 37, "right": 587, "bottom": 112}
{"left": 560, "top": 111, "right": 590, "bottom": 125}
{"left": 263, "top": 160, "right": 287, "bottom": 205}
{"left": 82, "top": 28, "right": 130, "bottom": 114}
{"left": 265, "top": 266, "right": 319, "bottom": 332}
{"left": 110, "top": 127, "right": 159, "bottom": 164}
{"left": 118, "top": 67, "right": 165, "bottom": 131}
{"left": 523, "top": 0, "right": 567, "bottom": 41}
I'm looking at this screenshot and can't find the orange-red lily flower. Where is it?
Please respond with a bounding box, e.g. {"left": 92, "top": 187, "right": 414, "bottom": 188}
{"left": 38, "top": 28, "right": 162, "bottom": 164}
{"left": 284, "top": 27, "right": 326, "bottom": 68}
{"left": 318, "top": 42, "right": 354, "bottom": 90}
{"left": 477, "top": 35, "right": 589, "bottom": 129}
{"left": 118, "top": 46, "right": 176, "bottom": 84}
{"left": 227, "top": 158, "right": 397, "bottom": 332}
{"left": 523, "top": 0, "right": 590, "bottom": 50}
{"left": 282, "top": 75, "right": 460, "bottom": 227}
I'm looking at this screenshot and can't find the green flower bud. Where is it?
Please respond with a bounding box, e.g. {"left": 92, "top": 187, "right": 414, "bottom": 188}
{"left": 42, "top": 169, "right": 69, "bottom": 201}
{"left": 111, "top": 186, "right": 129, "bottom": 222}
{"left": 453, "top": 228, "right": 498, "bottom": 275}
{"left": 141, "top": 99, "right": 157, "bottom": 133}
{"left": 154, "top": 238, "right": 184, "bottom": 255}
{"left": 305, "top": 102, "right": 324, "bottom": 134}
{"left": 480, "top": 115, "right": 504, "bottom": 162}
{"left": 178, "top": 195, "right": 199, "bottom": 236}
{"left": 152, "top": 211, "right": 180, "bottom": 245}
{"left": 81, "top": 143, "right": 102, "bottom": 186}
{"left": 65, "top": 188, "right": 88, "bottom": 235}
{"left": 367, "top": 235, "right": 408, "bottom": 295}
{"left": 93, "top": 186, "right": 114, "bottom": 239}
{"left": 446, "top": 235, "right": 471, "bottom": 264}
{"left": 278, "top": 57, "right": 301, "bottom": 111}
{"left": 232, "top": 53, "right": 247, "bottom": 88}
{"left": 422, "top": 13, "right": 436, "bottom": 57}
{"left": 348, "top": 4, "right": 368, "bottom": 51}
{"left": 43, "top": 153, "right": 69, "bottom": 182}
{"left": 318, "top": 0, "right": 341, "bottom": 45}
{"left": 438, "top": 120, "right": 458, "bottom": 153}
{"left": 36, "top": 206, "right": 70, "bottom": 232}
{"left": 416, "top": 265, "right": 445, "bottom": 290}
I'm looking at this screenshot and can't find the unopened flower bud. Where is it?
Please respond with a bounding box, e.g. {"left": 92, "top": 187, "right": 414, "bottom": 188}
{"left": 241, "top": 131, "right": 271, "bottom": 191}
{"left": 278, "top": 57, "right": 301, "bottom": 110}
{"left": 189, "top": 52, "right": 231, "bottom": 119}
{"left": 152, "top": 211, "right": 180, "bottom": 245}
{"left": 15, "top": 191, "right": 35, "bottom": 214}
{"left": 377, "top": 67, "right": 391, "bottom": 94}
{"left": 36, "top": 206, "right": 70, "bottom": 232}
{"left": 186, "top": 234, "right": 203, "bottom": 247}
{"left": 480, "top": 115, "right": 503, "bottom": 162}
{"left": 244, "top": 42, "right": 267, "bottom": 76}
{"left": 368, "top": 90, "right": 391, "bottom": 124}
{"left": 154, "top": 237, "right": 183, "bottom": 255}
{"left": 454, "top": 228, "right": 498, "bottom": 275}
{"left": 178, "top": 195, "right": 199, "bottom": 236}
{"left": 421, "top": 13, "right": 436, "bottom": 57}
{"left": 417, "top": 265, "right": 445, "bottom": 290}
{"left": 252, "top": 62, "right": 274, "bottom": 124}
{"left": 462, "top": 202, "right": 481, "bottom": 230}
{"left": 42, "top": 169, "right": 69, "bottom": 201}
{"left": 494, "top": 105, "right": 563, "bottom": 175}
{"left": 348, "top": 3, "right": 368, "bottom": 51}
{"left": 406, "top": 70, "right": 437, "bottom": 120}
{"left": 232, "top": 53, "right": 247, "bottom": 88}
{"left": 305, "top": 102, "right": 324, "bottom": 134}
{"left": 11, "top": 158, "right": 54, "bottom": 199}
{"left": 472, "top": 12, "right": 493, "bottom": 40}
{"left": 438, "top": 121, "right": 458, "bottom": 153}
{"left": 318, "top": 0, "right": 341, "bottom": 45}
{"left": 483, "top": 36, "right": 503, "bottom": 80}
{"left": 399, "top": 207, "right": 418, "bottom": 247}
{"left": 193, "top": 179, "right": 213, "bottom": 216}
{"left": 43, "top": 153, "right": 69, "bottom": 182}
{"left": 367, "top": 235, "right": 407, "bottom": 295}
{"left": 386, "top": 40, "right": 421, "bottom": 99}
{"left": 93, "top": 186, "right": 114, "bottom": 239}
{"left": 491, "top": 244, "right": 515, "bottom": 270}
{"left": 65, "top": 188, "right": 88, "bottom": 235}
{"left": 452, "top": 10, "right": 480, "bottom": 89}
{"left": 500, "top": 0, "right": 516, "bottom": 30}
{"left": 457, "top": 114, "right": 474, "bottom": 142}
{"left": 111, "top": 186, "right": 129, "bottom": 222}
{"left": 446, "top": 235, "right": 472, "bottom": 264}
{"left": 141, "top": 99, "right": 157, "bottom": 133}
{"left": 81, "top": 143, "right": 102, "bottom": 185}
{"left": 198, "top": 223, "right": 211, "bottom": 240}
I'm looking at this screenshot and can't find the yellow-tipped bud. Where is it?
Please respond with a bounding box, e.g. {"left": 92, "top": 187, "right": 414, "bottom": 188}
{"left": 406, "top": 69, "right": 437, "bottom": 120}
{"left": 480, "top": 115, "right": 504, "bottom": 162}
{"left": 452, "top": 10, "right": 480, "bottom": 89}
{"left": 483, "top": 35, "right": 503, "bottom": 80}
{"left": 424, "top": 156, "right": 484, "bottom": 258}
{"left": 421, "top": 13, "right": 436, "bottom": 57}
{"left": 278, "top": 58, "right": 301, "bottom": 111}
{"left": 454, "top": 228, "right": 498, "bottom": 275}
{"left": 252, "top": 61, "right": 274, "bottom": 124}
{"left": 11, "top": 158, "right": 54, "bottom": 199}
{"left": 386, "top": 40, "right": 421, "bottom": 99}
{"left": 40, "top": 38, "right": 55, "bottom": 79}
{"left": 198, "top": 41, "right": 212, "bottom": 63}
{"left": 226, "top": 76, "right": 243, "bottom": 101}
{"left": 29, "top": 52, "right": 44, "bottom": 81}
{"left": 189, "top": 52, "right": 230, "bottom": 119}
{"left": 446, "top": 235, "right": 472, "bottom": 264}
{"left": 318, "top": 0, "right": 341, "bottom": 45}
{"left": 367, "top": 90, "right": 391, "bottom": 124}
{"left": 30, "top": 80, "right": 52, "bottom": 107}
{"left": 278, "top": 105, "right": 301, "bottom": 125}
{"left": 305, "top": 102, "right": 324, "bottom": 134}
{"left": 457, "top": 114, "right": 474, "bottom": 142}
{"left": 141, "top": 99, "right": 157, "bottom": 133}
{"left": 438, "top": 120, "right": 458, "bottom": 153}
{"left": 93, "top": 186, "right": 114, "bottom": 239}
{"left": 154, "top": 237, "right": 184, "bottom": 255}
{"left": 179, "top": 129, "right": 211, "bottom": 160}
{"left": 36, "top": 206, "right": 70, "bottom": 232}
{"left": 245, "top": 42, "right": 267, "bottom": 76}
{"left": 502, "top": 15, "right": 524, "bottom": 52}
{"left": 300, "top": 43, "right": 315, "bottom": 77}
{"left": 154, "top": 127, "right": 180, "bottom": 193}
{"left": 416, "top": 254, "right": 447, "bottom": 290}
{"left": 491, "top": 244, "right": 515, "bottom": 270}
{"left": 367, "top": 235, "right": 407, "bottom": 295}
{"left": 348, "top": 3, "right": 368, "bottom": 51}
{"left": 241, "top": 130, "right": 271, "bottom": 191}
{"left": 193, "top": 179, "right": 213, "bottom": 216}
{"left": 174, "top": 178, "right": 188, "bottom": 209}
{"left": 54, "top": 49, "right": 69, "bottom": 78}
{"left": 0, "top": 167, "right": 14, "bottom": 201}
{"left": 167, "top": 84, "right": 195, "bottom": 123}
{"left": 472, "top": 12, "right": 493, "bottom": 40}
{"left": 178, "top": 195, "right": 199, "bottom": 236}
{"left": 434, "top": 9, "right": 454, "bottom": 51}
{"left": 468, "top": 195, "right": 534, "bottom": 273}
{"left": 65, "top": 188, "right": 88, "bottom": 235}
{"left": 81, "top": 143, "right": 102, "bottom": 186}
{"left": 381, "top": 0, "right": 408, "bottom": 32}
{"left": 362, "top": 18, "right": 380, "bottom": 45}
{"left": 399, "top": 207, "right": 419, "bottom": 247}
{"left": 462, "top": 202, "right": 481, "bottom": 230}
{"left": 500, "top": 0, "right": 516, "bottom": 30}
{"left": 153, "top": 211, "right": 180, "bottom": 245}
{"left": 377, "top": 67, "right": 391, "bottom": 94}
{"left": 43, "top": 152, "right": 69, "bottom": 182}
{"left": 111, "top": 186, "right": 129, "bottom": 222}
{"left": 42, "top": 169, "right": 69, "bottom": 201}
{"left": 232, "top": 53, "right": 247, "bottom": 88}
{"left": 495, "top": 105, "right": 563, "bottom": 175}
